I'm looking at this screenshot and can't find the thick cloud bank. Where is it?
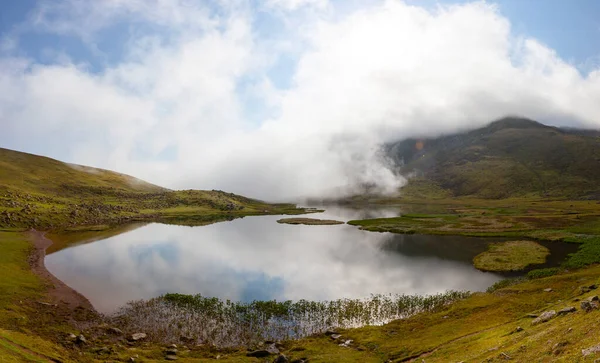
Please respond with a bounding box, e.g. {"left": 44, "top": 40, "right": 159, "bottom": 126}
{"left": 1, "top": 1, "right": 600, "bottom": 200}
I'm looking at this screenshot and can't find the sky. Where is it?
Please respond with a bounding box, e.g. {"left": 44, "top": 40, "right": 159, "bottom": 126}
{"left": 1, "top": 0, "right": 600, "bottom": 201}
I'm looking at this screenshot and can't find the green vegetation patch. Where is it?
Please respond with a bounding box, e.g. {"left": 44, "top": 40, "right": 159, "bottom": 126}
{"left": 277, "top": 218, "right": 344, "bottom": 225}
{"left": 473, "top": 240, "right": 549, "bottom": 272}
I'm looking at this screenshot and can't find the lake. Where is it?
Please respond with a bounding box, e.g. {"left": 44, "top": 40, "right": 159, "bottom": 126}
{"left": 45, "top": 207, "right": 574, "bottom": 314}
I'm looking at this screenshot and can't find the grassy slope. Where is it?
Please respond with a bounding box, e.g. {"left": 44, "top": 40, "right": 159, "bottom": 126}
{"left": 0, "top": 148, "right": 307, "bottom": 229}
{"left": 388, "top": 117, "right": 600, "bottom": 200}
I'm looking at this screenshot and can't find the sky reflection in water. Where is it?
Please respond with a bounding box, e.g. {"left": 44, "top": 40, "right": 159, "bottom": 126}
{"left": 46, "top": 207, "right": 503, "bottom": 313}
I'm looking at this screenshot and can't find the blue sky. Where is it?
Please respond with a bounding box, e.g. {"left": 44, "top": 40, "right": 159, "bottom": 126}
{"left": 2, "top": 1, "right": 599, "bottom": 84}
{"left": 1, "top": 1, "right": 600, "bottom": 200}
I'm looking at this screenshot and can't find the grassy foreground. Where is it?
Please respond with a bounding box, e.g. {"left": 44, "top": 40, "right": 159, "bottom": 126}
{"left": 473, "top": 240, "right": 550, "bottom": 272}
{"left": 5, "top": 228, "right": 600, "bottom": 362}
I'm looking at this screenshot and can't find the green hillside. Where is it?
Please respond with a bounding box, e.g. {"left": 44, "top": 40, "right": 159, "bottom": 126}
{"left": 0, "top": 147, "right": 165, "bottom": 196}
{"left": 0, "top": 148, "right": 304, "bottom": 229}
{"left": 388, "top": 117, "right": 600, "bottom": 199}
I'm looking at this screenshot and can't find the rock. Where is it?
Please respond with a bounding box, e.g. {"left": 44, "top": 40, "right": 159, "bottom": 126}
{"left": 166, "top": 348, "right": 178, "bottom": 355}
{"left": 589, "top": 295, "right": 599, "bottom": 302}
{"left": 558, "top": 306, "right": 577, "bottom": 315}
{"left": 247, "top": 350, "right": 271, "bottom": 358}
{"left": 514, "top": 326, "right": 524, "bottom": 333}
{"left": 129, "top": 333, "right": 147, "bottom": 341}
{"left": 267, "top": 344, "right": 280, "bottom": 355}
{"left": 582, "top": 344, "right": 600, "bottom": 357}
{"left": 526, "top": 313, "right": 538, "bottom": 318}
{"left": 325, "top": 330, "right": 339, "bottom": 336}
{"left": 330, "top": 334, "right": 342, "bottom": 340}
{"left": 76, "top": 334, "right": 87, "bottom": 344}
{"left": 165, "top": 355, "right": 178, "bottom": 361}
{"left": 339, "top": 340, "right": 353, "bottom": 348}
{"left": 107, "top": 327, "right": 123, "bottom": 335}
{"left": 168, "top": 344, "right": 178, "bottom": 349}
{"left": 68, "top": 333, "right": 77, "bottom": 340}
{"left": 544, "top": 288, "right": 553, "bottom": 292}
{"left": 581, "top": 300, "right": 599, "bottom": 312}
{"left": 273, "top": 354, "right": 289, "bottom": 363}
{"left": 532, "top": 310, "right": 556, "bottom": 325}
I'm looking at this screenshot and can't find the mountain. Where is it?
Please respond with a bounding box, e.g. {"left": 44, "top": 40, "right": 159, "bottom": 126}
{"left": 388, "top": 117, "right": 600, "bottom": 199}
{"left": 0, "top": 147, "right": 165, "bottom": 196}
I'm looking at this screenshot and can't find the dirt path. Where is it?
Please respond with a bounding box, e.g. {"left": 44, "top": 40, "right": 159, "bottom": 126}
{"left": 27, "top": 230, "right": 95, "bottom": 313}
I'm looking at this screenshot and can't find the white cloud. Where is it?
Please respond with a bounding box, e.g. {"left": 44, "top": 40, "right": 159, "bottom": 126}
{"left": 1, "top": 1, "right": 600, "bottom": 201}
{"left": 265, "top": 0, "right": 329, "bottom": 11}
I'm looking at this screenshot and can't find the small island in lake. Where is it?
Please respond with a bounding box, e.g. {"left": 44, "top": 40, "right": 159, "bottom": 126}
{"left": 277, "top": 218, "right": 344, "bottom": 225}
{"left": 473, "top": 240, "right": 550, "bottom": 272}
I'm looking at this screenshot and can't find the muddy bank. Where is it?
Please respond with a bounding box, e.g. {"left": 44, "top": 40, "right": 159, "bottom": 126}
{"left": 27, "top": 229, "right": 96, "bottom": 313}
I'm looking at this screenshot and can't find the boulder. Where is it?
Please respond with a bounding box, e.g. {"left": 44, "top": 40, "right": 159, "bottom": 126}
{"left": 165, "top": 355, "right": 178, "bottom": 361}
{"left": 129, "top": 333, "right": 147, "bottom": 341}
{"left": 247, "top": 350, "right": 271, "bottom": 358}
{"left": 582, "top": 344, "right": 600, "bottom": 357}
{"left": 107, "top": 327, "right": 123, "bottom": 335}
{"left": 267, "top": 344, "right": 280, "bottom": 355}
{"left": 273, "top": 354, "right": 289, "bottom": 363}
{"left": 330, "top": 334, "right": 342, "bottom": 340}
{"left": 76, "top": 334, "right": 87, "bottom": 344}
{"left": 581, "top": 300, "right": 599, "bottom": 312}
{"left": 558, "top": 306, "right": 577, "bottom": 315}
{"left": 532, "top": 310, "right": 556, "bottom": 325}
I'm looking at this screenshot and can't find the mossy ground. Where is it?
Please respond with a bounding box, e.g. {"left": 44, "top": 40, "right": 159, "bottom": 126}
{"left": 473, "top": 240, "right": 550, "bottom": 272}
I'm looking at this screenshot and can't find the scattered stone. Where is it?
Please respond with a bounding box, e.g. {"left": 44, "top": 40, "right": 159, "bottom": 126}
{"left": 324, "top": 330, "right": 339, "bottom": 336}
{"left": 553, "top": 341, "right": 569, "bottom": 355}
{"left": 129, "top": 358, "right": 136, "bottom": 362}
{"left": 582, "top": 344, "right": 600, "bottom": 357}
{"left": 76, "top": 334, "right": 87, "bottom": 344}
{"left": 526, "top": 313, "right": 538, "bottom": 318}
{"left": 267, "top": 344, "right": 280, "bottom": 355}
{"left": 581, "top": 300, "right": 599, "bottom": 312}
{"left": 168, "top": 343, "right": 178, "bottom": 348}
{"left": 514, "top": 326, "right": 524, "bottom": 333}
{"left": 558, "top": 306, "right": 577, "bottom": 315}
{"left": 544, "top": 288, "right": 553, "bottom": 292}
{"left": 129, "top": 333, "right": 147, "bottom": 341}
{"left": 166, "top": 348, "right": 178, "bottom": 355}
{"left": 290, "top": 358, "right": 308, "bottom": 363}
{"left": 273, "top": 354, "right": 289, "bottom": 363}
{"left": 499, "top": 352, "right": 512, "bottom": 360}
{"left": 247, "top": 350, "right": 271, "bottom": 358}
{"left": 532, "top": 310, "right": 556, "bottom": 325}
{"left": 589, "top": 295, "right": 599, "bottom": 302}
{"left": 339, "top": 340, "right": 353, "bottom": 348}
{"left": 68, "top": 333, "right": 77, "bottom": 340}
{"left": 330, "top": 334, "right": 342, "bottom": 340}
{"left": 165, "top": 355, "right": 178, "bottom": 361}
{"left": 107, "top": 327, "right": 123, "bottom": 335}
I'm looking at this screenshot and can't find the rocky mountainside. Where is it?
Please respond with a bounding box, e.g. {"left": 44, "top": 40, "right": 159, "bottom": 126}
{"left": 388, "top": 117, "right": 600, "bottom": 199}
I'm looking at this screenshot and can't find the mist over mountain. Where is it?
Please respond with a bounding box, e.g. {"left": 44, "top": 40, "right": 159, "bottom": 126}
{"left": 388, "top": 117, "right": 600, "bottom": 199}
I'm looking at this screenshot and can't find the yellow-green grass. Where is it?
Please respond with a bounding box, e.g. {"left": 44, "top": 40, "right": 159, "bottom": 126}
{"left": 473, "top": 240, "right": 550, "bottom": 271}
{"left": 0, "top": 232, "right": 76, "bottom": 362}
{"left": 277, "top": 218, "right": 344, "bottom": 225}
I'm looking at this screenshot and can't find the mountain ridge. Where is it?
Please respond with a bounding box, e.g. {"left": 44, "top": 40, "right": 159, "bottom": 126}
{"left": 388, "top": 117, "right": 600, "bottom": 199}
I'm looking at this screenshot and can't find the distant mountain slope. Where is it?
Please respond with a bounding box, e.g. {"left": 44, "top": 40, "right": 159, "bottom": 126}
{"left": 0, "top": 147, "right": 165, "bottom": 196}
{"left": 388, "top": 117, "right": 600, "bottom": 199}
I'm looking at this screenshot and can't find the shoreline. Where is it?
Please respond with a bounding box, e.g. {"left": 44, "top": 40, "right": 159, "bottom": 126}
{"left": 27, "top": 229, "right": 97, "bottom": 314}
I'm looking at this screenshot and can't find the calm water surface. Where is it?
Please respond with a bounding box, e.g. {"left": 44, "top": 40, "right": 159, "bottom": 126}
{"left": 45, "top": 207, "right": 571, "bottom": 313}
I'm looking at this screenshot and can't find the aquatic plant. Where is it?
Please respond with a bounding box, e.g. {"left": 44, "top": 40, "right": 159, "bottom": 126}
{"left": 114, "top": 291, "right": 470, "bottom": 347}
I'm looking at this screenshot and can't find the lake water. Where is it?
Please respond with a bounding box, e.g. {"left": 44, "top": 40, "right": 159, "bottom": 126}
{"left": 45, "top": 207, "right": 574, "bottom": 314}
